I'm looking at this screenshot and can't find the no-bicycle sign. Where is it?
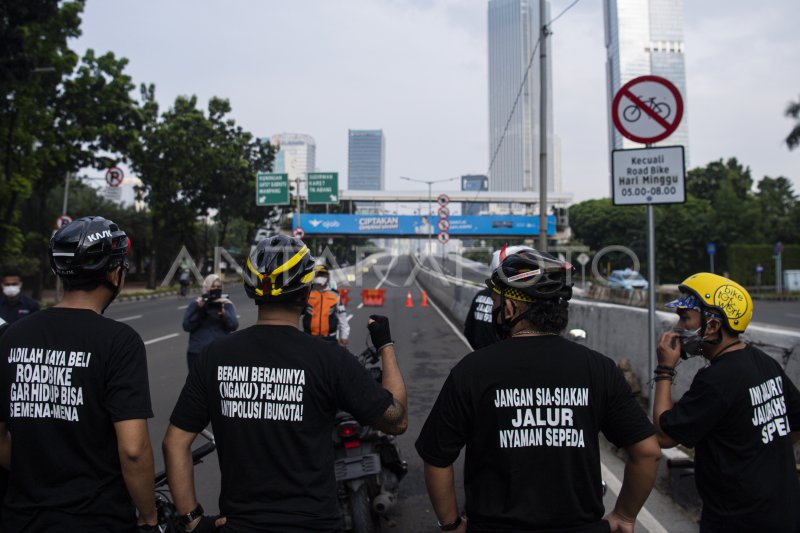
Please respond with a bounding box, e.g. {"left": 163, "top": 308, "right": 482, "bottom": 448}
{"left": 612, "top": 76, "right": 683, "bottom": 144}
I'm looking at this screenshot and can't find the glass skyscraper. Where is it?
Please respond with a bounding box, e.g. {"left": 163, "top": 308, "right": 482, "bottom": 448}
{"left": 347, "top": 130, "right": 385, "bottom": 191}
{"left": 604, "top": 0, "right": 689, "bottom": 159}
{"left": 488, "top": 0, "right": 555, "bottom": 193}
{"left": 269, "top": 133, "right": 316, "bottom": 183}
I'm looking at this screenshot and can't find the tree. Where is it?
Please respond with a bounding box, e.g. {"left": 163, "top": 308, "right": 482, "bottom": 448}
{"left": 754, "top": 176, "right": 798, "bottom": 244}
{"left": 1, "top": 0, "right": 141, "bottom": 284}
{"left": 785, "top": 95, "right": 800, "bottom": 150}
{"left": 129, "top": 89, "right": 276, "bottom": 287}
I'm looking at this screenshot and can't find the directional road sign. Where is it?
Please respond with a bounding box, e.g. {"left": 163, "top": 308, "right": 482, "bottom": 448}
{"left": 256, "top": 172, "right": 290, "bottom": 206}
{"left": 308, "top": 172, "right": 339, "bottom": 204}
{"left": 612, "top": 75, "right": 683, "bottom": 144}
{"left": 612, "top": 145, "right": 685, "bottom": 205}
{"left": 105, "top": 167, "right": 124, "bottom": 187}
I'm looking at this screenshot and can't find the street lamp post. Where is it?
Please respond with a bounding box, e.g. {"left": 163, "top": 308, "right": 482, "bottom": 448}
{"left": 400, "top": 176, "right": 458, "bottom": 256}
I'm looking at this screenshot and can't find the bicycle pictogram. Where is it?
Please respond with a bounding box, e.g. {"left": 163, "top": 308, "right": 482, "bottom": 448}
{"left": 622, "top": 97, "right": 671, "bottom": 123}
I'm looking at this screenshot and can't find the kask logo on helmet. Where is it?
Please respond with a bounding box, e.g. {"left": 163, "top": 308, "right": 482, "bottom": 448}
{"left": 85, "top": 230, "right": 112, "bottom": 243}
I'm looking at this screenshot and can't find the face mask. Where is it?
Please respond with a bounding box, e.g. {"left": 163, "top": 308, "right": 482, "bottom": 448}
{"left": 674, "top": 327, "right": 704, "bottom": 359}
{"left": 3, "top": 285, "right": 20, "bottom": 298}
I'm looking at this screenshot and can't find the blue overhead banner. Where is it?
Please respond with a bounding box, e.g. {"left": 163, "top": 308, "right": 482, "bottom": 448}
{"left": 295, "top": 214, "right": 556, "bottom": 236}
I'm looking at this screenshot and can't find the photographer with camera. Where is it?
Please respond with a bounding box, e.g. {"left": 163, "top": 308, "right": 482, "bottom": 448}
{"left": 182, "top": 274, "right": 238, "bottom": 370}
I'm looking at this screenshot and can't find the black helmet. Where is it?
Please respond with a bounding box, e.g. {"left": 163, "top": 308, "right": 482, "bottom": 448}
{"left": 486, "top": 249, "right": 574, "bottom": 302}
{"left": 244, "top": 235, "right": 315, "bottom": 304}
{"left": 49, "top": 216, "right": 130, "bottom": 280}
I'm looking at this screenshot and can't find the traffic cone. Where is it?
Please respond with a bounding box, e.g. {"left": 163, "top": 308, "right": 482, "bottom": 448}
{"left": 421, "top": 290, "right": 429, "bottom": 307}
{"left": 405, "top": 290, "right": 414, "bottom": 308}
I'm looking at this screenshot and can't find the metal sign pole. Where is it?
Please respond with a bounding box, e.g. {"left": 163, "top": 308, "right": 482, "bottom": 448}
{"left": 647, "top": 203, "right": 657, "bottom": 413}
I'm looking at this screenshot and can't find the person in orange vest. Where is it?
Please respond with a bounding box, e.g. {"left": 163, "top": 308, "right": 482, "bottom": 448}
{"left": 302, "top": 265, "right": 350, "bottom": 347}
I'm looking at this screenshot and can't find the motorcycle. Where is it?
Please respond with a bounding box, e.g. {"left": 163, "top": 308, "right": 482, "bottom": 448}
{"left": 334, "top": 347, "right": 407, "bottom": 533}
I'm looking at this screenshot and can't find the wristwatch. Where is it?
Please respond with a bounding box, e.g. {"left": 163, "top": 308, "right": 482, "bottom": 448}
{"left": 179, "top": 503, "right": 204, "bottom": 527}
{"left": 437, "top": 515, "right": 462, "bottom": 531}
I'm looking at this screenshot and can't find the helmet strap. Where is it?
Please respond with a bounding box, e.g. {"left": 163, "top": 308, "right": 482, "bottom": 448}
{"left": 99, "top": 272, "right": 122, "bottom": 314}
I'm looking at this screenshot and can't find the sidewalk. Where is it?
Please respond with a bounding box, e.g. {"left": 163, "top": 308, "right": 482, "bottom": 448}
{"left": 39, "top": 281, "right": 184, "bottom": 306}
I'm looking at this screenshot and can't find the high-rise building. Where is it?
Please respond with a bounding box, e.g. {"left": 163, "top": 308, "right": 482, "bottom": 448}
{"left": 347, "top": 130, "right": 385, "bottom": 191}
{"left": 487, "top": 0, "right": 555, "bottom": 193}
{"left": 269, "top": 133, "right": 316, "bottom": 184}
{"left": 461, "top": 174, "right": 489, "bottom": 216}
{"left": 604, "top": 0, "right": 689, "bottom": 159}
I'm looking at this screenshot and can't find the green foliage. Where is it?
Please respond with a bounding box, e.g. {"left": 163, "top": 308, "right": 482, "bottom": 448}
{"left": 569, "top": 158, "right": 800, "bottom": 284}
{"left": 786, "top": 95, "right": 800, "bottom": 150}
{"left": 128, "top": 88, "right": 276, "bottom": 286}
{"left": 726, "top": 244, "right": 800, "bottom": 286}
{"left": 1, "top": 0, "right": 140, "bottom": 264}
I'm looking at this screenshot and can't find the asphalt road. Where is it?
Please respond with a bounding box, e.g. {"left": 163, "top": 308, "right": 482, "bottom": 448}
{"left": 104, "top": 254, "right": 696, "bottom": 532}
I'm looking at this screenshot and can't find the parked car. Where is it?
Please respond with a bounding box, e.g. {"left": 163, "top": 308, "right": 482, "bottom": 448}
{"left": 607, "top": 269, "right": 649, "bottom": 290}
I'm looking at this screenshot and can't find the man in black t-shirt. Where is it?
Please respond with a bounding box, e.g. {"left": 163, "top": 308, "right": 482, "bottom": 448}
{"left": 163, "top": 235, "right": 408, "bottom": 533}
{"left": 654, "top": 273, "right": 800, "bottom": 532}
{"left": 417, "top": 248, "right": 660, "bottom": 533}
{"left": 0, "top": 216, "right": 158, "bottom": 532}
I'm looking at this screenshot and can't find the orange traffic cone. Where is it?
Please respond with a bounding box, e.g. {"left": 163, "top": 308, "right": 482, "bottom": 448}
{"left": 405, "top": 290, "right": 414, "bottom": 308}
{"left": 421, "top": 290, "right": 429, "bottom": 307}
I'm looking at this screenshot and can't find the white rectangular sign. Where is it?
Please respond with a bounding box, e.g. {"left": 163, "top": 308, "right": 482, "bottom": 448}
{"left": 612, "top": 146, "right": 685, "bottom": 205}
{"left": 101, "top": 186, "right": 123, "bottom": 202}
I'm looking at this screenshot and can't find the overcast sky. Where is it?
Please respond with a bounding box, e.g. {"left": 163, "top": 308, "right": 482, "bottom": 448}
{"left": 73, "top": 0, "right": 799, "bottom": 203}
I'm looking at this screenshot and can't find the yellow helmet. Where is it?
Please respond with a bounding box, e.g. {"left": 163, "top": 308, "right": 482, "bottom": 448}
{"left": 678, "top": 272, "right": 753, "bottom": 333}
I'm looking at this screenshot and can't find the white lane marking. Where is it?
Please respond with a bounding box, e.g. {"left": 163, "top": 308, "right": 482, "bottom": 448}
{"left": 412, "top": 279, "right": 472, "bottom": 351}
{"left": 144, "top": 333, "right": 180, "bottom": 346}
{"left": 116, "top": 315, "right": 142, "bottom": 322}
{"left": 346, "top": 314, "right": 354, "bottom": 321}
{"left": 600, "top": 463, "right": 668, "bottom": 533}
{"left": 375, "top": 255, "right": 398, "bottom": 289}
{"left": 357, "top": 303, "right": 364, "bottom": 309}
{"left": 177, "top": 304, "right": 189, "bottom": 310}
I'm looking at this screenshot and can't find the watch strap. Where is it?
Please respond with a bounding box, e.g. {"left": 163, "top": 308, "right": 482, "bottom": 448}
{"left": 438, "top": 515, "right": 462, "bottom": 531}
{"left": 179, "top": 503, "right": 204, "bottom": 526}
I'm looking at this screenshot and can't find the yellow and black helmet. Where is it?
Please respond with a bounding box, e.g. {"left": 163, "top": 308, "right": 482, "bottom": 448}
{"left": 677, "top": 272, "right": 753, "bottom": 333}
{"left": 244, "top": 235, "right": 315, "bottom": 304}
